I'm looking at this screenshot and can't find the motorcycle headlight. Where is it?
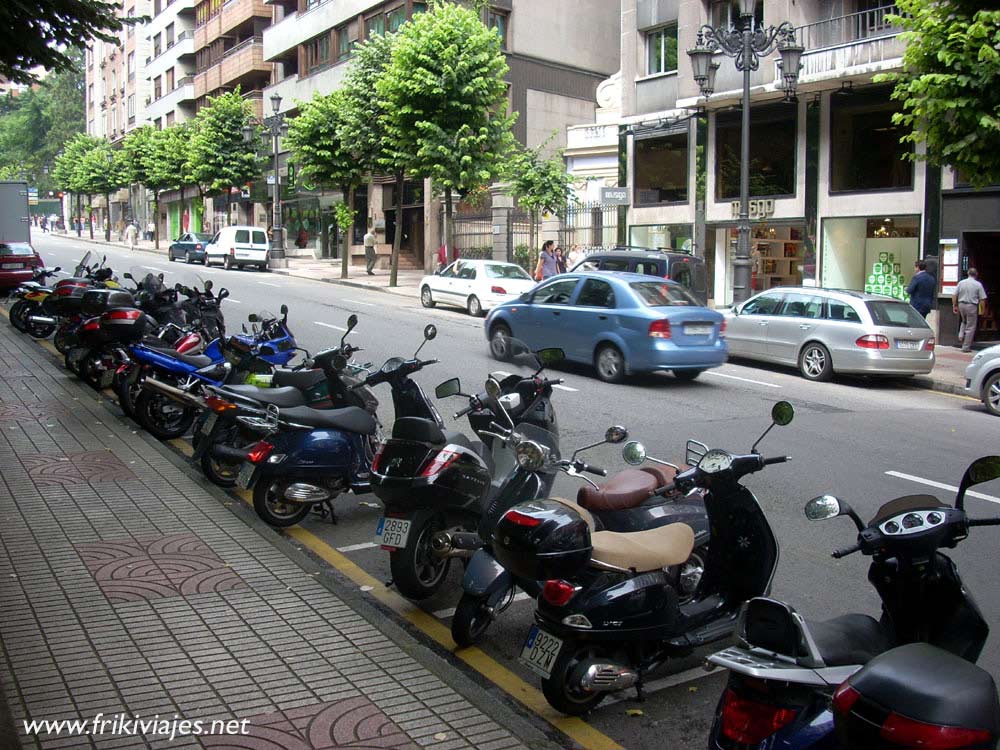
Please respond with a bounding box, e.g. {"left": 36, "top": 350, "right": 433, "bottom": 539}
{"left": 515, "top": 440, "right": 546, "bottom": 471}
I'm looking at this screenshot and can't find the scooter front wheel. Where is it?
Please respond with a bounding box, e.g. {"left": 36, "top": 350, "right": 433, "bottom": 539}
{"left": 135, "top": 390, "right": 195, "bottom": 440}
{"left": 451, "top": 592, "right": 498, "bottom": 648}
{"left": 541, "top": 642, "right": 608, "bottom": 716}
{"left": 9, "top": 300, "right": 32, "bottom": 331}
{"left": 389, "top": 515, "right": 451, "bottom": 600}
{"left": 253, "top": 480, "right": 311, "bottom": 527}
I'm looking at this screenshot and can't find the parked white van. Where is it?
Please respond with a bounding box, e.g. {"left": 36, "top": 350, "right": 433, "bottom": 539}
{"left": 205, "top": 226, "right": 270, "bottom": 270}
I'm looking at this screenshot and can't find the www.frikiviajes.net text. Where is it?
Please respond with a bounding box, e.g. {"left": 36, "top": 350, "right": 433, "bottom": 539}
{"left": 23, "top": 713, "right": 250, "bottom": 742}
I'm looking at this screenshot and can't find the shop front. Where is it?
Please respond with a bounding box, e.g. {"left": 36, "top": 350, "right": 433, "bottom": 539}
{"left": 820, "top": 215, "right": 921, "bottom": 301}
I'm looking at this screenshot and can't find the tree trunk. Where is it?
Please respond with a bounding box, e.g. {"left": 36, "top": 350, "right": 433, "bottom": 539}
{"left": 75, "top": 194, "right": 81, "bottom": 237}
{"left": 104, "top": 193, "right": 111, "bottom": 241}
{"left": 88, "top": 196, "right": 94, "bottom": 240}
{"left": 445, "top": 186, "right": 455, "bottom": 263}
{"left": 389, "top": 170, "right": 404, "bottom": 287}
{"left": 341, "top": 183, "right": 352, "bottom": 280}
{"left": 152, "top": 196, "right": 159, "bottom": 250}
{"left": 529, "top": 208, "right": 537, "bottom": 269}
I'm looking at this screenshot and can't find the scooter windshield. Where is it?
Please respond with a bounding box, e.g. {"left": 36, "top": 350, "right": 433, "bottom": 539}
{"left": 73, "top": 252, "right": 92, "bottom": 277}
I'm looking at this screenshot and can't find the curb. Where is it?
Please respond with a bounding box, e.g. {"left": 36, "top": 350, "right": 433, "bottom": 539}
{"left": 912, "top": 375, "right": 969, "bottom": 397}
{"left": 270, "top": 269, "right": 421, "bottom": 299}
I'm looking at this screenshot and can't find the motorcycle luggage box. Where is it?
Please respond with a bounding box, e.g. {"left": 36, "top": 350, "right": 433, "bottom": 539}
{"left": 98, "top": 308, "right": 151, "bottom": 342}
{"left": 492, "top": 498, "right": 592, "bottom": 581}
{"left": 48, "top": 284, "right": 87, "bottom": 315}
{"left": 834, "top": 642, "right": 1000, "bottom": 748}
{"left": 82, "top": 288, "right": 135, "bottom": 317}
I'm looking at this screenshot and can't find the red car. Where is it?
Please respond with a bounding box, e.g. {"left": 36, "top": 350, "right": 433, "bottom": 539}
{"left": 0, "top": 242, "right": 42, "bottom": 291}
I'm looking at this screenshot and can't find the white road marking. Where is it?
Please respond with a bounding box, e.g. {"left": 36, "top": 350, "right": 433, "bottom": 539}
{"left": 603, "top": 665, "right": 722, "bottom": 706}
{"left": 344, "top": 298, "right": 376, "bottom": 307}
{"left": 885, "top": 471, "right": 1000, "bottom": 506}
{"left": 314, "top": 321, "right": 347, "bottom": 331}
{"left": 705, "top": 371, "right": 782, "bottom": 388}
{"left": 141, "top": 265, "right": 173, "bottom": 274}
{"left": 432, "top": 591, "right": 532, "bottom": 620}
{"left": 258, "top": 282, "right": 280, "bottom": 287}
{"left": 336, "top": 541, "right": 378, "bottom": 553}
{"left": 552, "top": 384, "right": 578, "bottom": 392}
{"left": 226, "top": 299, "right": 242, "bottom": 304}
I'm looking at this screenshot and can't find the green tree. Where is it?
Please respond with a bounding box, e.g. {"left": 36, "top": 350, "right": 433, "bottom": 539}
{"left": 378, "top": 2, "right": 516, "bottom": 283}
{"left": 877, "top": 1, "right": 1000, "bottom": 188}
{"left": 76, "top": 139, "right": 127, "bottom": 241}
{"left": 507, "top": 143, "right": 574, "bottom": 258}
{"left": 53, "top": 133, "right": 102, "bottom": 238}
{"left": 144, "top": 125, "right": 193, "bottom": 247}
{"left": 185, "top": 90, "right": 258, "bottom": 224}
{"left": 0, "top": 0, "right": 139, "bottom": 84}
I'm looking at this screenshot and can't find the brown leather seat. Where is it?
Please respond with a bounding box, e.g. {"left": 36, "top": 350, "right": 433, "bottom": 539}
{"left": 591, "top": 523, "right": 695, "bottom": 572}
{"left": 577, "top": 466, "right": 680, "bottom": 512}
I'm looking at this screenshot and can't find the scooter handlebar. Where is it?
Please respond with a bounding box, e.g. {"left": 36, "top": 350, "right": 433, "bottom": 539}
{"left": 454, "top": 404, "right": 475, "bottom": 419}
{"left": 832, "top": 542, "right": 862, "bottom": 559}
{"left": 762, "top": 455, "right": 791, "bottom": 466}
{"left": 574, "top": 461, "right": 607, "bottom": 477}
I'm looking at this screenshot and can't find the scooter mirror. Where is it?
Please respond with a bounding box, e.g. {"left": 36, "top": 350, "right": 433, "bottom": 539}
{"left": 280, "top": 304, "right": 288, "bottom": 316}
{"left": 123, "top": 272, "right": 133, "bottom": 280}
{"left": 435, "top": 378, "right": 462, "bottom": 399}
{"left": 515, "top": 440, "right": 546, "bottom": 471}
{"left": 772, "top": 401, "right": 794, "bottom": 426}
{"left": 248, "top": 314, "right": 259, "bottom": 323}
{"left": 218, "top": 289, "right": 229, "bottom": 300}
{"left": 347, "top": 314, "right": 358, "bottom": 330}
{"left": 54, "top": 266, "right": 61, "bottom": 272}
{"left": 605, "top": 425, "right": 629, "bottom": 444}
{"left": 205, "top": 279, "right": 213, "bottom": 291}
{"left": 423, "top": 324, "right": 437, "bottom": 341}
{"left": 158, "top": 273, "right": 164, "bottom": 281}
{"left": 622, "top": 441, "right": 646, "bottom": 465}
{"left": 956, "top": 455, "right": 1000, "bottom": 510}
{"left": 805, "top": 495, "right": 844, "bottom": 521}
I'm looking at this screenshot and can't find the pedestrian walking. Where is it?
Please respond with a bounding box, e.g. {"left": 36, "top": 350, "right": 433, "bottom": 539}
{"left": 953, "top": 267, "right": 988, "bottom": 352}
{"left": 125, "top": 221, "right": 138, "bottom": 251}
{"left": 364, "top": 222, "right": 377, "bottom": 275}
{"left": 534, "top": 240, "right": 557, "bottom": 281}
{"left": 567, "top": 244, "right": 583, "bottom": 269}
{"left": 39, "top": 216, "right": 47, "bottom": 233}
{"left": 905, "top": 259, "right": 936, "bottom": 318}
{"left": 146, "top": 221, "right": 155, "bottom": 241}
{"left": 555, "top": 247, "right": 567, "bottom": 274}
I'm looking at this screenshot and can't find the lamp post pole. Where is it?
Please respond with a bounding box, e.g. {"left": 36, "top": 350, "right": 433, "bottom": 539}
{"left": 244, "top": 93, "right": 289, "bottom": 269}
{"left": 688, "top": 1, "right": 803, "bottom": 305}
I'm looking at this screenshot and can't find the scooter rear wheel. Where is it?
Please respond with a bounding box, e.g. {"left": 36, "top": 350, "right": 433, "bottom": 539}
{"left": 253, "top": 480, "right": 311, "bottom": 527}
{"left": 451, "top": 592, "right": 498, "bottom": 648}
{"left": 541, "top": 642, "right": 608, "bottom": 716}
{"left": 389, "top": 515, "right": 451, "bottom": 600}
{"left": 53, "top": 324, "right": 76, "bottom": 354}
{"left": 9, "top": 300, "right": 31, "bottom": 331}
{"left": 135, "top": 390, "right": 195, "bottom": 440}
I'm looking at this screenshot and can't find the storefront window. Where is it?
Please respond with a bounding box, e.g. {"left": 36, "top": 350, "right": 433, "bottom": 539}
{"left": 283, "top": 199, "right": 322, "bottom": 250}
{"left": 630, "top": 223, "right": 693, "bottom": 252}
{"left": 821, "top": 215, "right": 920, "bottom": 299}
{"left": 715, "top": 104, "right": 796, "bottom": 201}
{"left": 830, "top": 90, "right": 913, "bottom": 192}
{"left": 635, "top": 133, "right": 688, "bottom": 205}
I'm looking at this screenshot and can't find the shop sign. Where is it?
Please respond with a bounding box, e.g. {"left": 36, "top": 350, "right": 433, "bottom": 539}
{"left": 730, "top": 199, "right": 775, "bottom": 220}
{"left": 601, "top": 187, "right": 630, "bottom": 205}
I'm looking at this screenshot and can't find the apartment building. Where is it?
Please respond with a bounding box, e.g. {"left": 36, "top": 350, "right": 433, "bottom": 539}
{"left": 568, "top": 0, "right": 941, "bottom": 313}
{"left": 146, "top": 0, "right": 198, "bottom": 130}
{"left": 259, "top": 0, "right": 619, "bottom": 269}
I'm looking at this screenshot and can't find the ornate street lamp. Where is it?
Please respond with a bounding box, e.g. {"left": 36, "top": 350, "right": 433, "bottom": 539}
{"left": 688, "top": 1, "right": 804, "bottom": 305}
{"left": 243, "top": 92, "right": 290, "bottom": 268}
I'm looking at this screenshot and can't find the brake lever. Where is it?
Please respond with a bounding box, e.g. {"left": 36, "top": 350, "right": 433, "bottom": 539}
{"left": 564, "top": 465, "right": 600, "bottom": 489}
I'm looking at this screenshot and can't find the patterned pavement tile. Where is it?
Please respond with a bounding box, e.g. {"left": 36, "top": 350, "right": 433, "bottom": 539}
{"left": 17, "top": 450, "right": 136, "bottom": 488}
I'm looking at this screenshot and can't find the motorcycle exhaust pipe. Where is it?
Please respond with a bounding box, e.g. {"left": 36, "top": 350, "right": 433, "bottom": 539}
{"left": 430, "top": 531, "right": 482, "bottom": 559}
{"left": 579, "top": 663, "right": 639, "bottom": 694}
{"left": 141, "top": 376, "right": 203, "bottom": 408}
{"left": 28, "top": 315, "right": 57, "bottom": 325}
{"left": 209, "top": 443, "right": 250, "bottom": 462}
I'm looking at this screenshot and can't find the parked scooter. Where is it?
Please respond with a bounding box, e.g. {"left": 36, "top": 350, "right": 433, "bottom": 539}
{"left": 370, "top": 340, "right": 562, "bottom": 601}
{"left": 8, "top": 266, "right": 61, "bottom": 331}
{"left": 236, "top": 324, "right": 441, "bottom": 528}
{"left": 705, "top": 454, "right": 1000, "bottom": 750}
{"left": 832, "top": 643, "right": 1000, "bottom": 750}
{"left": 491, "top": 402, "right": 795, "bottom": 715}
{"left": 450, "top": 424, "right": 709, "bottom": 647}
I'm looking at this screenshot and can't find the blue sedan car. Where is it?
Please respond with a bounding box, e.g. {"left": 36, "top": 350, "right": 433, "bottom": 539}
{"left": 484, "top": 271, "right": 727, "bottom": 383}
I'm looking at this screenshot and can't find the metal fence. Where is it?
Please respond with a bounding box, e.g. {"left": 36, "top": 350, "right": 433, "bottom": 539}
{"left": 452, "top": 213, "right": 493, "bottom": 259}
{"left": 796, "top": 4, "right": 902, "bottom": 50}
{"left": 560, "top": 203, "right": 621, "bottom": 252}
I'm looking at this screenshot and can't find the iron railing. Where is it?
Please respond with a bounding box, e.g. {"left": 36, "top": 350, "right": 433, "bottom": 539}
{"left": 560, "top": 203, "right": 621, "bottom": 252}
{"left": 796, "top": 5, "right": 902, "bottom": 51}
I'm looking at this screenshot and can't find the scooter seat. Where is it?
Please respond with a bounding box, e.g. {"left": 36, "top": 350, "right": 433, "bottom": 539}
{"left": 220, "top": 384, "right": 307, "bottom": 408}
{"left": 272, "top": 368, "right": 325, "bottom": 391}
{"left": 577, "top": 466, "right": 680, "bottom": 512}
{"left": 590, "top": 523, "right": 695, "bottom": 573}
{"left": 805, "top": 614, "right": 893, "bottom": 667}
{"left": 278, "top": 405, "right": 376, "bottom": 435}
{"left": 146, "top": 345, "right": 214, "bottom": 369}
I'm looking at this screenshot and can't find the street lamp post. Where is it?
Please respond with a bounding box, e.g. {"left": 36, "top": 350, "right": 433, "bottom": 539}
{"left": 688, "top": 0, "right": 803, "bottom": 305}
{"left": 243, "top": 92, "right": 289, "bottom": 269}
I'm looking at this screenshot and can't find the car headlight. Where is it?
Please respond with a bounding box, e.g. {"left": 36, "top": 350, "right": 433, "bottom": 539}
{"left": 972, "top": 352, "right": 984, "bottom": 363}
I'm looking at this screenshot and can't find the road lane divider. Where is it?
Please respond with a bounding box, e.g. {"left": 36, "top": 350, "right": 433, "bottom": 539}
{"left": 343, "top": 299, "right": 376, "bottom": 307}
{"left": 885, "top": 470, "right": 1000, "bottom": 505}
{"left": 314, "top": 322, "right": 347, "bottom": 331}
{"left": 704, "top": 370, "right": 782, "bottom": 388}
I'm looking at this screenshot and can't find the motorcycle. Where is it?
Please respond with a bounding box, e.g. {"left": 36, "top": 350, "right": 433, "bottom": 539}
{"left": 235, "top": 324, "right": 442, "bottom": 528}
{"left": 8, "top": 266, "right": 61, "bottom": 331}
{"left": 450, "top": 423, "right": 709, "bottom": 647}
{"left": 491, "top": 401, "right": 795, "bottom": 715}
{"left": 370, "top": 339, "right": 563, "bottom": 601}
{"left": 24, "top": 253, "right": 117, "bottom": 340}
{"left": 706, "top": 454, "right": 1000, "bottom": 750}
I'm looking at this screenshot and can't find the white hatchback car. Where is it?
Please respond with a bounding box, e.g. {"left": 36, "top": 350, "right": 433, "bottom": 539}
{"left": 205, "top": 225, "right": 270, "bottom": 270}
{"left": 420, "top": 259, "right": 537, "bottom": 316}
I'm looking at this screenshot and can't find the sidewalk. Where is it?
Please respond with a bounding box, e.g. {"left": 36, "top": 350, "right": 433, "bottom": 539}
{"left": 0, "top": 318, "right": 544, "bottom": 750}
{"left": 46, "top": 231, "right": 983, "bottom": 398}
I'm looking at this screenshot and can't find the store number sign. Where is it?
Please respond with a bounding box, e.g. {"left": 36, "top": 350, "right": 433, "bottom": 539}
{"left": 730, "top": 199, "right": 775, "bottom": 219}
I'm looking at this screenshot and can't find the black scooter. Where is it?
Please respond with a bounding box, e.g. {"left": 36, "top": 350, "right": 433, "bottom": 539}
{"left": 706, "top": 454, "right": 1000, "bottom": 750}
{"left": 492, "top": 402, "right": 795, "bottom": 715}
{"left": 451, "top": 424, "right": 709, "bottom": 647}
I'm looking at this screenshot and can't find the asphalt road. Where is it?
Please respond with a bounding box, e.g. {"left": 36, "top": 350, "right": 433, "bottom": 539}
{"left": 32, "top": 234, "right": 1000, "bottom": 750}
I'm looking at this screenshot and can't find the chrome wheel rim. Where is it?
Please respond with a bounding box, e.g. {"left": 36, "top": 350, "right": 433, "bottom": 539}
{"left": 598, "top": 348, "right": 622, "bottom": 379}
{"left": 988, "top": 378, "right": 1000, "bottom": 413}
{"left": 414, "top": 523, "right": 448, "bottom": 587}
{"left": 490, "top": 329, "right": 510, "bottom": 359}
{"left": 264, "top": 483, "right": 302, "bottom": 519}
{"left": 803, "top": 347, "right": 826, "bottom": 378}
{"left": 421, "top": 288, "right": 432, "bottom": 306}
{"left": 468, "top": 297, "right": 480, "bottom": 316}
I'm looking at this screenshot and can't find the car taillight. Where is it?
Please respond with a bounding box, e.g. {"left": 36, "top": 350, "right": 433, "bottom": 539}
{"left": 491, "top": 286, "right": 507, "bottom": 294}
{"left": 720, "top": 319, "right": 727, "bottom": 336}
{"left": 503, "top": 509, "right": 542, "bottom": 528}
{"left": 663, "top": 274, "right": 671, "bottom": 280}
{"left": 203, "top": 395, "right": 236, "bottom": 413}
{"left": 720, "top": 688, "right": 797, "bottom": 744}
{"left": 370, "top": 445, "right": 385, "bottom": 473}
{"left": 230, "top": 247, "right": 235, "bottom": 256}
{"left": 924, "top": 336, "right": 936, "bottom": 351}
{"left": 541, "top": 580, "right": 580, "bottom": 607}
{"left": 880, "top": 711, "right": 992, "bottom": 748}
{"left": 246, "top": 441, "right": 273, "bottom": 464}
{"left": 195, "top": 244, "right": 202, "bottom": 250}
{"left": 855, "top": 334, "right": 889, "bottom": 350}
{"left": 648, "top": 319, "right": 672, "bottom": 338}
{"left": 419, "top": 449, "right": 460, "bottom": 477}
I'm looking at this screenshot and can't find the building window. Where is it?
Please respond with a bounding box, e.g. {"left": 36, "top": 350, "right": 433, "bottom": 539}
{"left": 166, "top": 111, "right": 175, "bottom": 127}
{"left": 127, "top": 94, "right": 135, "bottom": 117}
{"left": 336, "top": 22, "right": 357, "bottom": 61}
{"left": 712, "top": 0, "right": 763, "bottom": 29}
{"left": 487, "top": 9, "right": 508, "bottom": 47}
{"left": 153, "top": 33, "right": 161, "bottom": 57}
{"left": 127, "top": 52, "right": 135, "bottom": 80}
{"left": 165, "top": 68, "right": 174, "bottom": 90}
{"left": 821, "top": 215, "right": 920, "bottom": 295}
{"left": 127, "top": 7, "right": 134, "bottom": 35}
{"left": 630, "top": 224, "right": 694, "bottom": 252}
{"left": 88, "top": 83, "right": 94, "bottom": 106}
{"left": 305, "top": 0, "right": 326, "bottom": 9}
{"left": 111, "top": 69, "right": 117, "bottom": 91}
{"left": 635, "top": 132, "right": 689, "bottom": 205}
{"left": 154, "top": 117, "right": 162, "bottom": 130}
{"left": 715, "top": 103, "right": 797, "bottom": 201}
{"left": 166, "top": 23, "right": 175, "bottom": 47}
{"left": 646, "top": 24, "right": 677, "bottom": 75}
{"left": 153, "top": 75, "right": 162, "bottom": 100}
{"left": 303, "top": 33, "right": 331, "bottom": 73}
{"left": 830, "top": 89, "right": 913, "bottom": 193}
{"left": 412, "top": 1, "right": 427, "bottom": 15}
{"left": 365, "top": 13, "right": 385, "bottom": 38}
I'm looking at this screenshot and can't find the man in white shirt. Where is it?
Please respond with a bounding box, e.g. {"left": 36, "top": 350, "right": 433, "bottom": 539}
{"left": 363, "top": 223, "right": 377, "bottom": 275}
{"left": 953, "top": 267, "right": 988, "bottom": 352}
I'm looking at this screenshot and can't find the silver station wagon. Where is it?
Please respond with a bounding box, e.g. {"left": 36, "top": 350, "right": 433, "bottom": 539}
{"left": 724, "top": 287, "right": 935, "bottom": 381}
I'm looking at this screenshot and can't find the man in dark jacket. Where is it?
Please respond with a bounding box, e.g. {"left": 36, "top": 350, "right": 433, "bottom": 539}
{"left": 906, "top": 260, "right": 936, "bottom": 317}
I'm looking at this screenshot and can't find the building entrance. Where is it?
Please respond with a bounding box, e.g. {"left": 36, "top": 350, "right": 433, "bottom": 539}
{"left": 962, "top": 232, "right": 999, "bottom": 341}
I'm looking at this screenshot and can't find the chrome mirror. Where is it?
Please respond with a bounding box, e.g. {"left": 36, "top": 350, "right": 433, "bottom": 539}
{"left": 605, "top": 425, "right": 628, "bottom": 444}
{"left": 805, "top": 495, "right": 843, "bottom": 521}
{"left": 622, "top": 441, "right": 646, "bottom": 465}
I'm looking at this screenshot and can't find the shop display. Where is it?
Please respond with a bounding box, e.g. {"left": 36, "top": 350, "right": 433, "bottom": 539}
{"left": 864, "top": 251, "right": 909, "bottom": 301}
{"left": 750, "top": 225, "right": 803, "bottom": 291}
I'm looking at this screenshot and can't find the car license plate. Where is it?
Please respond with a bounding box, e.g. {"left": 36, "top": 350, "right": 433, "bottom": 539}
{"left": 896, "top": 339, "right": 920, "bottom": 350}
{"left": 520, "top": 625, "right": 564, "bottom": 678}
{"left": 200, "top": 412, "right": 218, "bottom": 435}
{"left": 375, "top": 517, "right": 411, "bottom": 550}
{"left": 684, "top": 323, "right": 714, "bottom": 336}
{"left": 1, "top": 263, "right": 24, "bottom": 270}
{"left": 236, "top": 461, "right": 256, "bottom": 489}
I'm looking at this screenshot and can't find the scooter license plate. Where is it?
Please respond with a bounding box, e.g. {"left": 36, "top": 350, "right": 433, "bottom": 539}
{"left": 200, "top": 412, "right": 218, "bottom": 436}
{"left": 375, "top": 517, "right": 411, "bottom": 550}
{"left": 520, "top": 626, "right": 563, "bottom": 679}
{"left": 236, "top": 461, "right": 257, "bottom": 489}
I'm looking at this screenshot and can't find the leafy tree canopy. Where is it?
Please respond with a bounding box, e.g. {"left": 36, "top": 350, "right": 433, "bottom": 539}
{"left": 185, "top": 89, "right": 258, "bottom": 196}
{"left": 52, "top": 132, "right": 103, "bottom": 194}
{"left": 285, "top": 89, "right": 360, "bottom": 190}
{"left": 145, "top": 124, "right": 191, "bottom": 192}
{"left": 507, "top": 143, "right": 574, "bottom": 217}
{"left": 878, "top": 1, "right": 1000, "bottom": 187}
{"left": 76, "top": 137, "right": 127, "bottom": 195}
{"left": 339, "top": 31, "right": 398, "bottom": 175}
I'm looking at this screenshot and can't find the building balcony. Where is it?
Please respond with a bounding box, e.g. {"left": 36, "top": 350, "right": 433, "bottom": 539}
{"left": 148, "top": 79, "right": 196, "bottom": 122}
{"left": 263, "top": 64, "right": 347, "bottom": 115}
{"left": 146, "top": 33, "right": 195, "bottom": 79}
{"left": 196, "top": 0, "right": 271, "bottom": 50}
{"left": 796, "top": 4, "right": 906, "bottom": 81}
{"left": 263, "top": 0, "right": 356, "bottom": 61}
{"left": 194, "top": 37, "right": 270, "bottom": 99}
